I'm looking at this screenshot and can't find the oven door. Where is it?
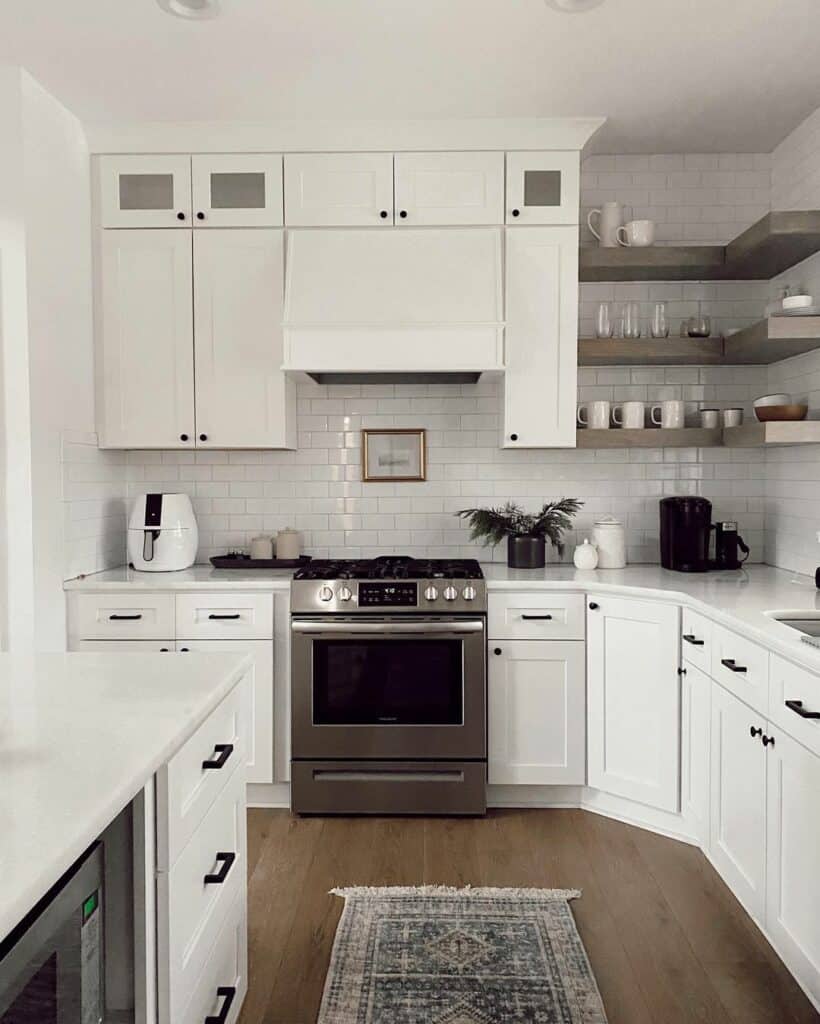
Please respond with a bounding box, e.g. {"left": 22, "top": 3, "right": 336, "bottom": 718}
{"left": 291, "top": 616, "right": 486, "bottom": 760}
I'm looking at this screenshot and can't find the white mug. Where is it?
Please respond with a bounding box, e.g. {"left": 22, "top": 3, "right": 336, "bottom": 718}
{"left": 577, "top": 400, "right": 611, "bottom": 430}
{"left": 587, "top": 201, "right": 623, "bottom": 248}
{"left": 722, "top": 407, "right": 744, "bottom": 428}
{"left": 612, "top": 401, "right": 646, "bottom": 429}
{"left": 616, "top": 219, "right": 656, "bottom": 247}
{"left": 651, "top": 400, "right": 685, "bottom": 429}
{"left": 700, "top": 408, "right": 720, "bottom": 428}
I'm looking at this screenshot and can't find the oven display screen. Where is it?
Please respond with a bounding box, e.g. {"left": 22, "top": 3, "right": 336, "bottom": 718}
{"left": 358, "top": 582, "right": 418, "bottom": 607}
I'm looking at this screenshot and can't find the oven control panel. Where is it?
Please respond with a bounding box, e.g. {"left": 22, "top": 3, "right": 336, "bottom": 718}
{"left": 358, "top": 582, "right": 418, "bottom": 606}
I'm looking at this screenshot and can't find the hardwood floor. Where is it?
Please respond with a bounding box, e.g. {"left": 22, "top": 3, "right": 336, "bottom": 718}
{"left": 238, "top": 808, "right": 819, "bottom": 1024}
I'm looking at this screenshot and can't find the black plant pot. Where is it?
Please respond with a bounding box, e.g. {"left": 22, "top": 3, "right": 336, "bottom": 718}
{"left": 507, "top": 535, "right": 546, "bottom": 569}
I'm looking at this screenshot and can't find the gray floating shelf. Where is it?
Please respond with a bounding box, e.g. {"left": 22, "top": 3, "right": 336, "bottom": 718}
{"left": 576, "top": 427, "right": 722, "bottom": 449}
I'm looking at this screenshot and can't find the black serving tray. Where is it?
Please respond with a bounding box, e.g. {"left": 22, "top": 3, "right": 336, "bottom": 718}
{"left": 210, "top": 555, "right": 312, "bottom": 570}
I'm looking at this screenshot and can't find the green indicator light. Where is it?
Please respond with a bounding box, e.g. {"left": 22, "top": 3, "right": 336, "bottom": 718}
{"left": 83, "top": 892, "right": 98, "bottom": 921}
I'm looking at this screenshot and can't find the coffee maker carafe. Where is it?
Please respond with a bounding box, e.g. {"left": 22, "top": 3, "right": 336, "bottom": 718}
{"left": 713, "top": 520, "right": 750, "bottom": 570}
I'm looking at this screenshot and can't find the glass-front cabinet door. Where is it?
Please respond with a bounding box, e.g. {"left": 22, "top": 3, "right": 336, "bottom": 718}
{"left": 98, "top": 154, "right": 192, "bottom": 228}
{"left": 191, "top": 153, "right": 283, "bottom": 227}
{"left": 505, "top": 151, "right": 580, "bottom": 225}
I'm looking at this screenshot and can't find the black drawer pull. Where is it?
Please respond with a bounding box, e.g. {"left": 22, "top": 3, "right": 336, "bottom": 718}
{"left": 762, "top": 734, "right": 775, "bottom": 748}
{"left": 205, "top": 985, "right": 236, "bottom": 1024}
{"left": 521, "top": 614, "right": 553, "bottom": 621}
{"left": 109, "top": 613, "right": 142, "bottom": 621}
{"left": 683, "top": 634, "right": 704, "bottom": 646}
{"left": 208, "top": 613, "right": 241, "bottom": 620}
{"left": 202, "top": 743, "right": 234, "bottom": 770}
{"left": 785, "top": 699, "right": 820, "bottom": 720}
{"left": 721, "top": 658, "right": 747, "bottom": 673}
{"left": 204, "top": 851, "right": 236, "bottom": 885}
{"left": 750, "top": 726, "right": 762, "bottom": 738}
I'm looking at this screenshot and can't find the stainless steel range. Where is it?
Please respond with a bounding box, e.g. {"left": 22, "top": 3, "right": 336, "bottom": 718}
{"left": 290, "top": 556, "right": 487, "bottom": 815}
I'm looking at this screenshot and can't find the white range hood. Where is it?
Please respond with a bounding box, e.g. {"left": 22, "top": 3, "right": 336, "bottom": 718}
{"left": 282, "top": 228, "right": 505, "bottom": 383}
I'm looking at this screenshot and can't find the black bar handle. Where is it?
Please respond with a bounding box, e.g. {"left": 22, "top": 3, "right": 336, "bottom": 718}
{"left": 204, "top": 851, "right": 236, "bottom": 885}
{"left": 682, "top": 634, "right": 704, "bottom": 646}
{"left": 202, "top": 743, "right": 234, "bottom": 770}
{"left": 785, "top": 699, "right": 820, "bottom": 720}
{"left": 204, "top": 985, "right": 236, "bottom": 1024}
{"left": 721, "top": 658, "right": 747, "bottom": 673}
{"left": 109, "top": 613, "right": 143, "bottom": 621}
{"left": 521, "top": 614, "right": 553, "bottom": 621}
{"left": 208, "top": 613, "right": 241, "bottom": 620}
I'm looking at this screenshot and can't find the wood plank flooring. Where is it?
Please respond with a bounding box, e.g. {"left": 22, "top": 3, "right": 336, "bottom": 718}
{"left": 238, "top": 808, "right": 819, "bottom": 1024}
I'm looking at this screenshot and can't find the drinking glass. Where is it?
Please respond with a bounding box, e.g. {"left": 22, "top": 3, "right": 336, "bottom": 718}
{"left": 622, "top": 301, "right": 641, "bottom": 339}
{"left": 650, "top": 302, "right": 669, "bottom": 338}
{"left": 687, "top": 314, "right": 712, "bottom": 338}
{"left": 595, "top": 302, "right": 613, "bottom": 339}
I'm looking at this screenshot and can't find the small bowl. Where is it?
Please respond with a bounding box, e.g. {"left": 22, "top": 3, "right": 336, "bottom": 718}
{"left": 753, "top": 393, "right": 790, "bottom": 408}
{"left": 754, "top": 404, "right": 808, "bottom": 422}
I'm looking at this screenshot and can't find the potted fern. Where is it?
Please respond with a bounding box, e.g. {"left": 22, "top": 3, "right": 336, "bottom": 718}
{"left": 456, "top": 499, "right": 583, "bottom": 569}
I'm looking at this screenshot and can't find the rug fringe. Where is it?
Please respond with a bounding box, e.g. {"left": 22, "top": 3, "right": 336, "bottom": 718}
{"left": 329, "top": 885, "right": 582, "bottom": 901}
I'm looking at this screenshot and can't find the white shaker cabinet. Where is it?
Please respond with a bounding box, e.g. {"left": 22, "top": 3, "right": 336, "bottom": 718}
{"left": 503, "top": 227, "right": 579, "bottom": 448}
{"left": 193, "top": 229, "right": 295, "bottom": 449}
{"left": 99, "top": 154, "right": 192, "bottom": 228}
{"left": 488, "top": 640, "right": 585, "bottom": 785}
{"left": 765, "top": 728, "right": 820, "bottom": 1004}
{"left": 284, "top": 153, "right": 394, "bottom": 226}
{"left": 681, "top": 661, "right": 711, "bottom": 847}
{"left": 191, "top": 154, "right": 283, "bottom": 227}
{"left": 393, "top": 151, "right": 504, "bottom": 226}
{"left": 587, "top": 594, "right": 681, "bottom": 812}
{"left": 709, "top": 683, "right": 768, "bottom": 922}
{"left": 505, "top": 151, "right": 580, "bottom": 226}
{"left": 98, "top": 229, "right": 195, "bottom": 449}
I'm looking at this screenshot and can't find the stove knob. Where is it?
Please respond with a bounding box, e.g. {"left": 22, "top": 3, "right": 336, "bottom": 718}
{"left": 443, "top": 585, "right": 458, "bottom": 601}
{"left": 462, "top": 585, "right": 477, "bottom": 601}
{"left": 424, "top": 585, "right": 439, "bottom": 601}
{"left": 338, "top": 585, "right": 353, "bottom": 602}
{"left": 318, "top": 585, "right": 334, "bottom": 603}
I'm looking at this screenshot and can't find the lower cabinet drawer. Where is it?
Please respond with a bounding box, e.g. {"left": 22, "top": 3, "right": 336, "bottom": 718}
{"left": 157, "top": 681, "right": 247, "bottom": 870}
{"left": 681, "top": 607, "right": 711, "bottom": 675}
{"left": 711, "top": 624, "right": 769, "bottom": 714}
{"left": 768, "top": 654, "right": 820, "bottom": 757}
{"left": 175, "top": 592, "right": 273, "bottom": 640}
{"left": 158, "top": 766, "right": 246, "bottom": 1024}
{"left": 180, "top": 889, "right": 247, "bottom": 1024}
{"left": 69, "top": 592, "right": 174, "bottom": 640}
{"left": 488, "top": 591, "right": 586, "bottom": 640}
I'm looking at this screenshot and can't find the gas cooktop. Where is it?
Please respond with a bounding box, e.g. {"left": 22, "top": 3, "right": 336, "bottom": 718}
{"left": 293, "top": 556, "right": 484, "bottom": 582}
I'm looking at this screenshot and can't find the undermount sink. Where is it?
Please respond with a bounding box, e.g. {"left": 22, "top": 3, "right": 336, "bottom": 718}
{"left": 766, "top": 610, "right": 820, "bottom": 637}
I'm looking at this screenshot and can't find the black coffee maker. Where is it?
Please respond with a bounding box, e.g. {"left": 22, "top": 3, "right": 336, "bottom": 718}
{"left": 660, "top": 497, "right": 749, "bottom": 572}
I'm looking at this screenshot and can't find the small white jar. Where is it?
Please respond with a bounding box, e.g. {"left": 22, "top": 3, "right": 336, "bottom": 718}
{"left": 573, "top": 539, "right": 599, "bottom": 570}
{"left": 591, "top": 516, "right": 626, "bottom": 569}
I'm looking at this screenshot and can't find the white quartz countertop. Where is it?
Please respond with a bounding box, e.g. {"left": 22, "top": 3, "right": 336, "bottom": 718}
{"left": 63, "top": 564, "right": 294, "bottom": 590}
{"left": 0, "top": 651, "right": 250, "bottom": 943}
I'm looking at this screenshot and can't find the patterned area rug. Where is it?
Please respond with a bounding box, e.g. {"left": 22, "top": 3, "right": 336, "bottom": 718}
{"left": 317, "top": 886, "right": 608, "bottom": 1024}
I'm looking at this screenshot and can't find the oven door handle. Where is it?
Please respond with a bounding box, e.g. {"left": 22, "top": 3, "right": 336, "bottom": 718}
{"left": 291, "top": 619, "right": 485, "bottom": 635}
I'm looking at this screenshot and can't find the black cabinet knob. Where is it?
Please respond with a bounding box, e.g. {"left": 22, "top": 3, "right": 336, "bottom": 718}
{"left": 762, "top": 734, "right": 775, "bottom": 748}
{"left": 589, "top": 602, "right": 599, "bottom": 610}
{"left": 176, "top": 211, "right": 186, "bottom": 220}
{"left": 750, "top": 726, "right": 762, "bottom": 738}
{"left": 399, "top": 210, "right": 408, "bottom": 219}
{"left": 196, "top": 211, "right": 205, "bottom": 220}
{"left": 199, "top": 433, "right": 208, "bottom": 442}
{"left": 379, "top": 210, "right": 389, "bottom": 219}
{"left": 179, "top": 433, "right": 189, "bottom": 442}
{"left": 678, "top": 667, "right": 687, "bottom": 675}
{"left": 511, "top": 208, "right": 521, "bottom": 217}
{"left": 510, "top": 433, "right": 519, "bottom": 441}
{"left": 493, "top": 647, "right": 502, "bottom": 656}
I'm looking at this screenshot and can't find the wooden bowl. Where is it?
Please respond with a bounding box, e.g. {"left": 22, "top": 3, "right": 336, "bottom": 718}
{"left": 754, "top": 404, "right": 808, "bottom": 422}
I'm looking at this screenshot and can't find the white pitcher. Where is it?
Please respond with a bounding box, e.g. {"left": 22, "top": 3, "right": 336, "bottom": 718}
{"left": 587, "top": 201, "right": 623, "bottom": 248}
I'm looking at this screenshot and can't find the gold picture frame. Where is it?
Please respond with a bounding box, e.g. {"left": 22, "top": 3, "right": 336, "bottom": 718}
{"left": 362, "top": 429, "right": 427, "bottom": 482}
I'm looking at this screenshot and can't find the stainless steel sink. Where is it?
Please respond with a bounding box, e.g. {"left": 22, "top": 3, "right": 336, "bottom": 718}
{"left": 766, "top": 611, "right": 820, "bottom": 637}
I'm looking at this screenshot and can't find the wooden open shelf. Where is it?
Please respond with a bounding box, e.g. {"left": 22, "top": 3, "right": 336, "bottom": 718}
{"left": 579, "top": 210, "right": 820, "bottom": 283}
{"left": 576, "top": 427, "right": 723, "bottom": 449}
{"left": 723, "top": 421, "right": 820, "bottom": 447}
{"left": 578, "top": 316, "right": 820, "bottom": 367}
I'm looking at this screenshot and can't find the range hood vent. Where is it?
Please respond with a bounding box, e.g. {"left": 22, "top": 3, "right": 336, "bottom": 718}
{"left": 282, "top": 229, "right": 504, "bottom": 381}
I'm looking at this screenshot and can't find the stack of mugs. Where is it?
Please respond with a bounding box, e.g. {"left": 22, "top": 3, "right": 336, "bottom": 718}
{"left": 577, "top": 400, "right": 685, "bottom": 430}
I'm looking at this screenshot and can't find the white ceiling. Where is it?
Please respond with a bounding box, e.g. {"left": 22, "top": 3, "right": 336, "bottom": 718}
{"left": 1, "top": 0, "right": 819, "bottom": 153}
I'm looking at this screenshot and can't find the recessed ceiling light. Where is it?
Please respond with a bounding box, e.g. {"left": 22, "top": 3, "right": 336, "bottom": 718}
{"left": 156, "top": 0, "right": 220, "bottom": 19}
{"left": 544, "top": 0, "right": 605, "bottom": 12}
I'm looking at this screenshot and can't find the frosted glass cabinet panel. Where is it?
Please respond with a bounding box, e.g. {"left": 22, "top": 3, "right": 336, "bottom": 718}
{"left": 99, "top": 155, "right": 192, "bottom": 227}
{"left": 191, "top": 154, "right": 283, "bottom": 227}
{"left": 506, "top": 151, "right": 580, "bottom": 225}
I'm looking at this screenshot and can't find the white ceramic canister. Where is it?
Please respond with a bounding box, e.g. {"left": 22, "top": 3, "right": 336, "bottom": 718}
{"left": 591, "top": 516, "right": 626, "bottom": 569}
{"left": 275, "top": 528, "right": 302, "bottom": 561}
{"left": 573, "top": 538, "right": 599, "bottom": 570}
{"left": 249, "top": 535, "right": 274, "bottom": 560}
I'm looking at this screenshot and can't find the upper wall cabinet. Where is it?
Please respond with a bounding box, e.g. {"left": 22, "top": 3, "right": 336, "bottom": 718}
{"left": 191, "top": 154, "right": 283, "bottom": 227}
{"left": 284, "top": 153, "right": 394, "bottom": 226}
{"left": 394, "top": 152, "right": 504, "bottom": 226}
{"left": 99, "top": 155, "right": 192, "bottom": 228}
{"left": 506, "top": 151, "right": 580, "bottom": 226}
